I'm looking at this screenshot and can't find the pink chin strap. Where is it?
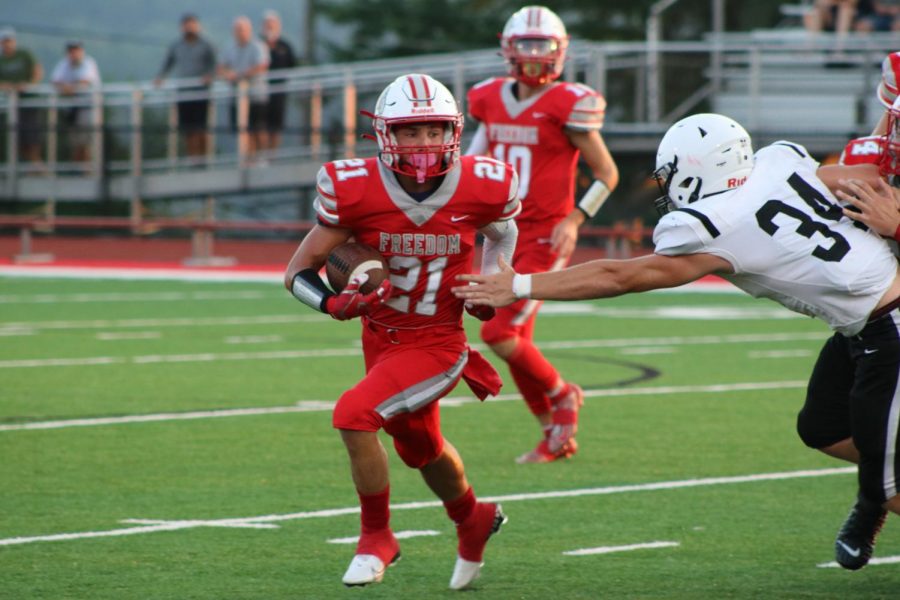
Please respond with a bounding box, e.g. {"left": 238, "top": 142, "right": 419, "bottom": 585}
{"left": 408, "top": 153, "right": 439, "bottom": 183}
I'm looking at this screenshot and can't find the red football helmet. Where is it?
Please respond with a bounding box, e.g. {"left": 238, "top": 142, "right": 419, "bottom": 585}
{"left": 363, "top": 74, "right": 463, "bottom": 183}
{"left": 500, "top": 6, "right": 569, "bottom": 87}
{"left": 879, "top": 95, "right": 900, "bottom": 184}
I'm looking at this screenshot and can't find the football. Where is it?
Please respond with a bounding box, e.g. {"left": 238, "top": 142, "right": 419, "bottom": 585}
{"left": 326, "top": 242, "right": 390, "bottom": 294}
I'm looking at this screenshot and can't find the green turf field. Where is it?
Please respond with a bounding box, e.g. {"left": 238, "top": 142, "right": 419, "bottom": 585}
{"left": 1, "top": 276, "right": 897, "bottom": 599}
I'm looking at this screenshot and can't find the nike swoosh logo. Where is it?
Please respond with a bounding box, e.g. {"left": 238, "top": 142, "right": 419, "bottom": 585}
{"left": 837, "top": 541, "right": 861, "bottom": 557}
{"left": 864, "top": 348, "right": 878, "bottom": 355}
{"left": 450, "top": 215, "right": 469, "bottom": 222}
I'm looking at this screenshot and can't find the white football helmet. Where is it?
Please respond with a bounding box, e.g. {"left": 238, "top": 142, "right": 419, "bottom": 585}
{"left": 653, "top": 113, "right": 754, "bottom": 215}
{"left": 364, "top": 74, "right": 463, "bottom": 182}
{"left": 880, "top": 95, "right": 900, "bottom": 185}
{"left": 500, "top": 6, "right": 569, "bottom": 87}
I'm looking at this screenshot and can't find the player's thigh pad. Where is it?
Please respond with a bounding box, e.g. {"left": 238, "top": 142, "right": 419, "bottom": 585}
{"left": 332, "top": 346, "right": 467, "bottom": 433}
{"left": 797, "top": 334, "right": 854, "bottom": 448}
{"left": 383, "top": 401, "right": 444, "bottom": 468}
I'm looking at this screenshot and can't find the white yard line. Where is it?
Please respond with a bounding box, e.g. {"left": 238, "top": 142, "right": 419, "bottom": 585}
{"left": 0, "top": 466, "right": 854, "bottom": 547}
{"left": 0, "top": 314, "right": 328, "bottom": 332}
{"left": 562, "top": 541, "right": 680, "bottom": 556}
{"left": 327, "top": 530, "right": 441, "bottom": 544}
{"left": 818, "top": 556, "right": 900, "bottom": 568}
{"left": 96, "top": 332, "right": 162, "bottom": 341}
{"left": 0, "top": 291, "right": 270, "bottom": 304}
{"left": 0, "top": 380, "right": 808, "bottom": 432}
{"left": 0, "top": 332, "right": 828, "bottom": 370}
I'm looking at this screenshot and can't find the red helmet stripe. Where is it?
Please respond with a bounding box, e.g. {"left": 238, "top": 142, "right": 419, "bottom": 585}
{"left": 406, "top": 75, "right": 420, "bottom": 106}
{"left": 419, "top": 75, "right": 433, "bottom": 107}
{"left": 534, "top": 7, "right": 542, "bottom": 26}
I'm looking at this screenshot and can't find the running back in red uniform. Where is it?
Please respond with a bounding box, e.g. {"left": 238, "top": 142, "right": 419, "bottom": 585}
{"left": 316, "top": 155, "right": 520, "bottom": 331}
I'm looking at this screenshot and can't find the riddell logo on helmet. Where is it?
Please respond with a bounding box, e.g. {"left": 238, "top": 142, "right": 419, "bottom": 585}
{"left": 410, "top": 107, "right": 436, "bottom": 114}
{"left": 727, "top": 176, "right": 747, "bottom": 188}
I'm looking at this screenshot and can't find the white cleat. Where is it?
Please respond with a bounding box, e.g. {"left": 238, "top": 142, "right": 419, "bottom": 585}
{"left": 449, "top": 557, "right": 483, "bottom": 590}
{"left": 342, "top": 554, "right": 388, "bottom": 587}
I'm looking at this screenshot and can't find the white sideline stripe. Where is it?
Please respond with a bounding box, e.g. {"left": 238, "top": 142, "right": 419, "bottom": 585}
{"left": 818, "top": 555, "right": 900, "bottom": 568}
{"left": 563, "top": 541, "right": 680, "bottom": 556}
{"left": 0, "top": 314, "right": 329, "bottom": 332}
{"left": 0, "top": 467, "right": 854, "bottom": 547}
{"left": 224, "top": 335, "right": 284, "bottom": 345}
{"left": 327, "top": 530, "right": 441, "bottom": 544}
{"left": 0, "top": 380, "right": 808, "bottom": 432}
{"left": 0, "top": 266, "right": 283, "bottom": 282}
{"left": 0, "top": 291, "right": 269, "bottom": 304}
{"left": 620, "top": 347, "right": 676, "bottom": 355}
{"left": 0, "top": 332, "right": 829, "bottom": 370}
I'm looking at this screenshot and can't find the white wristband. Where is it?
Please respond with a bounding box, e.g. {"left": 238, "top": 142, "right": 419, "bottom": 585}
{"left": 511, "top": 273, "right": 532, "bottom": 299}
{"left": 577, "top": 179, "right": 611, "bottom": 219}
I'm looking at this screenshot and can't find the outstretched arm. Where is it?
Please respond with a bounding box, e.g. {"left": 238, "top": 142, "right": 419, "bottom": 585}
{"left": 453, "top": 252, "right": 732, "bottom": 307}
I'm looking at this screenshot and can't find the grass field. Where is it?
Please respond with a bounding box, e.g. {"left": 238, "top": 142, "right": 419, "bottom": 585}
{"left": 2, "top": 275, "right": 898, "bottom": 599}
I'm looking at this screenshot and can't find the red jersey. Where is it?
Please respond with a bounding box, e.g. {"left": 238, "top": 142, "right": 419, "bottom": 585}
{"left": 314, "top": 155, "right": 520, "bottom": 329}
{"left": 466, "top": 77, "right": 605, "bottom": 228}
{"left": 839, "top": 135, "right": 884, "bottom": 166}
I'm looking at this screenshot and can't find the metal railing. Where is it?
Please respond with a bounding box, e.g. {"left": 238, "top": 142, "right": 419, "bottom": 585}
{"left": 0, "top": 33, "right": 896, "bottom": 204}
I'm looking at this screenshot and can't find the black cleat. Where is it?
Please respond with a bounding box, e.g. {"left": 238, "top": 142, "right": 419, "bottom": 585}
{"left": 835, "top": 493, "right": 887, "bottom": 570}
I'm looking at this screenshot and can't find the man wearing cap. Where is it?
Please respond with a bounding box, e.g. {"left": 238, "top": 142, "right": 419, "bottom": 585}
{"left": 155, "top": 14, "right": 217, "bottom": 159}
{"left": 0, "top": 27, "right": 44, "bottom": 164}
{"left": 51, "top": 41, "right": 101, "bottom": 165}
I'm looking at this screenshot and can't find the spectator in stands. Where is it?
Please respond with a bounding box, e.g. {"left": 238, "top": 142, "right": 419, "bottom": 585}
{"left": 219, "top": 16, "right": 269, "bottom": 163}
{"left": 261, "top": 9, "right": 297, "bottom": 152}
{"left": 51, "top": 41, "right": 101, "bottom": 165}
{"left": 155, "top": 13, "right": 217, "bottom": 159}
{"left": 0, "top": 27, "right": 43, "bottom": 165}
{"left": 804, "top": 0, "right": 859, "bottom": 39}
{"left": 855, "top": 0, "right": 900, "bottom": 31}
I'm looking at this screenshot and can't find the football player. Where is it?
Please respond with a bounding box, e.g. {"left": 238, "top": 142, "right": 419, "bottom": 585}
{"left": 455, "top": 113, "right": 900, "bottom": 571}
{"left": 835, "top": 52, "right": 900, "bottom": 171}
{"left": 285, "top": 74, "right": 520, "bottom": 590}
{"left": 465, "top": 5, "right": 619, "bottom": 463}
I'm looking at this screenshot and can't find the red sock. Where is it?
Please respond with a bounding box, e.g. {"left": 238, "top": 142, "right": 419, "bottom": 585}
{"left": 444, "top": 487, "right": 476, "bottom": 525}
{"left": 358, "top": 485, "right": 390, "bottom": 534}
{"left": 507, "top": 339, "right": 560, "bottom": 392}
{"left": 510, "top": 362, "right": 551, "bottom": 416}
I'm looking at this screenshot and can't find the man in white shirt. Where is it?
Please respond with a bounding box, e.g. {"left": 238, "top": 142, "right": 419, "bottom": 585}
{"left": 51, "top": 41, "right": 101, "bottom": 164}
{"left": 219, "top": 16, "right": 269, "bottom": 161}
{"left": 455, "top": 113, "right": 900, "bottom": 571}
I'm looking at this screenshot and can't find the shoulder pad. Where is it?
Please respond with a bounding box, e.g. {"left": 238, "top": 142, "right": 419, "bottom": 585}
{"left": 756, "top": 141, "right": 817, "bottom": 170}
{"left": 561, "top": 83, "right": 605, "bottom": 131}
{"left": 313, "top": 159, "right": 372, "bottom": 227}
{"left": 653, "top": 210, "right": 716, "bottom": 256}
{"left": 839, "top": 136, "right": 884, "bottom": 166}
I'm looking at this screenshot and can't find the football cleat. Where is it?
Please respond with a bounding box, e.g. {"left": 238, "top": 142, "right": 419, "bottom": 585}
{"left": 449, "top": 503, "right": 508, "bottom": 590}
{"left": 515, "top": 437, "right": 578, "bottom": 464}
{"left": 835, "top": 493, "right": 887, "bottom": 570}
{"left": 343, "top": 528, "right": 401, "bottom": 586}
{"left": 342, "top": 552, "right": 401, "bottom": 586}
{"left": 547, "top": 383, "right": 584, "bottom": 453}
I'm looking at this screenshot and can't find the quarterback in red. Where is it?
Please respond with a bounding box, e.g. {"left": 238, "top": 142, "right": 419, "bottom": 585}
{"left": 284, "top": 73, "right": 520, "bottom": 590}
{"left": 465, "top": 5, "right": 619, "bottom": 463}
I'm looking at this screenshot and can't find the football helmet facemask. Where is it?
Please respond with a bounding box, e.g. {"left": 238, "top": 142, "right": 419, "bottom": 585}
{"left": 363, "top": 74, "right": 463, "bottom": 183}
{"left": 653, "top": 113, "right": 754, "bottom": 215}
{"left": 500, "top": 6, "right": 569, "bottom": 87}
{"left": 879, "top": 95, "right": 900, "bottom": 186}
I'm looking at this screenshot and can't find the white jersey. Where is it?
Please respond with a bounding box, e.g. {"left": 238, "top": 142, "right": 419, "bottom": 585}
{"left": 653, "top": 141, "right": 898, "bottom": 336}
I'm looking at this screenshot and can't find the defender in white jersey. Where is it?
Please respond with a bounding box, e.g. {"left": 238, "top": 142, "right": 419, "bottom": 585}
{"left": 455, "top": 113, "right": 900, "bottom": 570}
